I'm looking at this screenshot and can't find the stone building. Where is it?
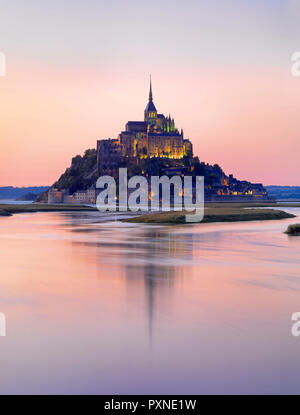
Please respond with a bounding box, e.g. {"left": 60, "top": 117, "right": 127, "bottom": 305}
{"left": 48, "top": 188, "right": 69, "bottom": 204}
{"left": 64, "top": 186, "right": 96, "bottom": 204}
{"left": 97, "top": 79, "right": 193, "bottom": 175}
{"left": 48, "top": 79, "right": 271, "bottom": 205}
{"left": 48, "top": 187, "right": 96, "bottom": 205}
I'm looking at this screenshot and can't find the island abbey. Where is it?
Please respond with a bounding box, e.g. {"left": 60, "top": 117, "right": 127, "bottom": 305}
{"left": 47, "top": 80, "right": 271, "bottom": 205}
{"left": 97, "top": 79, "right": 193, "bottom": 176}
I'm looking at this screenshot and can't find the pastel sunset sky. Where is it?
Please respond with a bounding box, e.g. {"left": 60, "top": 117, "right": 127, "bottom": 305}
{"left": 0, "top": 0, "right": 299, "bottom": 186}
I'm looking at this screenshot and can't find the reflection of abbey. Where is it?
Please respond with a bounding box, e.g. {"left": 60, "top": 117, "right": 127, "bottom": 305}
{"left": 97, "top": 79, "right": 193, "bottom": 176}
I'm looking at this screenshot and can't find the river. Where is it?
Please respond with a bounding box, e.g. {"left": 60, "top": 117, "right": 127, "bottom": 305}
{"left": 0, "top": 208, "right": 300, "bottom": 394}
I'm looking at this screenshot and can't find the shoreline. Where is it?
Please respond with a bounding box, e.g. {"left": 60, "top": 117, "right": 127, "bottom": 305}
{"left": 0, "top": 202, "right": 297, "bottom": 224}
{"left": 0, "top": 203, "right": 97, "bottom": 217}
{"left": 285, "top": 223, "right": 300, "bottom": 236}
{"left": 123, "top": 207, "right": 295, "bottom": 224}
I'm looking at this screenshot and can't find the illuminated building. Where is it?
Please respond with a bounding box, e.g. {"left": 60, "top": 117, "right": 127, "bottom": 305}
{"left": 97, "top": 79, "right": 193, "bottom": 174}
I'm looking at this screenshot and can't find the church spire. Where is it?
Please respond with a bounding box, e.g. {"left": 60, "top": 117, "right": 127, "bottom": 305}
{"left": 144, "top": 75, "right": 157, "bottom": 121}
{"left": 149, "top": 75, "right": 153, "bottom": 102}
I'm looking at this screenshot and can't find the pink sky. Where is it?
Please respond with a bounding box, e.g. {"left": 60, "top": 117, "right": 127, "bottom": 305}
{"left": 0, "top": 0, "right": 299, "bottom": 187}
{"left": 0, "top": 61, "right": 299, "bottom": 186}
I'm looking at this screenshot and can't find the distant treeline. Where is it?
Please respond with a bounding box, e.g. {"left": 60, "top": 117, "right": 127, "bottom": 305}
{"left": 266, "top": 186, "right": 300, "bottom": 200}
{"left": 0, "top": 186, "right": 49, "bottom": 200}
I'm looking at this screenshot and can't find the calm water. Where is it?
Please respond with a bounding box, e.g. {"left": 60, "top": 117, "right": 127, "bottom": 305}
{"left": 0, "top": 209, "right": 300, "bottom": 394}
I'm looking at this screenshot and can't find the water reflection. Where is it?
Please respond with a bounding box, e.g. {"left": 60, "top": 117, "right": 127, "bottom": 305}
{"left": 71, "top": 223, "right": 184, "bottom": 345}
{"left": 0, "top": 209, "right": 300, "bottom": 393}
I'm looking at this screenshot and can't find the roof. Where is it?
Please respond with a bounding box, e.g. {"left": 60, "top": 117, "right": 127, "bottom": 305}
{"left": 145, "top": 77, "right": 157, "bottom": 112}
{"left": 126, "top": 121, "right": 147, "bottom": 133}
{"left": 145, "top": 101, "right": 157, "bottom": 112}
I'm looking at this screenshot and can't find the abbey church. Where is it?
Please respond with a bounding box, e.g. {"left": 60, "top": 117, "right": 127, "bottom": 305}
{"left": 47, "top": 79, "right": 270, "bottom": 204}
{"left": 97, "top": 80, "right": 193, "bottom": 176}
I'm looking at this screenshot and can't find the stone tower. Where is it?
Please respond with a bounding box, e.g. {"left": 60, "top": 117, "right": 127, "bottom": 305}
{"left": 144, "top": 76, "right": 157, "bottom": 123}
